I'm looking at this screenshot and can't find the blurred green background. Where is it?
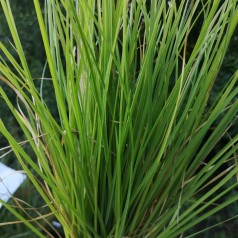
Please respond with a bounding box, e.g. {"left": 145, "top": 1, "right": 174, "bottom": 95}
{"left": 0, "top": 1, "right": 237, "bottom": 237}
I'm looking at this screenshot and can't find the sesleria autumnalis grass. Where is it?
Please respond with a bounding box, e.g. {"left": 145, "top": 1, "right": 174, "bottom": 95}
{"left": 0, "top": 0, "right": 238, "bottom": 237}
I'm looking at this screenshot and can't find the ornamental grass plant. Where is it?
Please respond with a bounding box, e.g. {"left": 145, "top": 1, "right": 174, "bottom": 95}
{"left": 0, "top": 0, "right": 238, "bottom": 237}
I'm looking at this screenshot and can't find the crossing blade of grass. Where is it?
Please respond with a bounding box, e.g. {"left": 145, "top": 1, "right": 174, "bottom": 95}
{"left": 0, "top": 0, "right": 238, "bottom": 237}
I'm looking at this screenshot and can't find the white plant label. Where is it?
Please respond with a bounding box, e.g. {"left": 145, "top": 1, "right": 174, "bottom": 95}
{"left": 0, "top": 162, "right": 26, "bottom": 209}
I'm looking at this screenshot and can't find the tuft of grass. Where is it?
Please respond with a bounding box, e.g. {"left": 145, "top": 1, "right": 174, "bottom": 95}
{"left": 0, "top": 0, "right": 238, "bottom": 237}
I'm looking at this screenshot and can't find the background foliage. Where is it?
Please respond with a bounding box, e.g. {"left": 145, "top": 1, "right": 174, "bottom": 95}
{"left": 0, "top": 1, "right": 52, "bottom": 237}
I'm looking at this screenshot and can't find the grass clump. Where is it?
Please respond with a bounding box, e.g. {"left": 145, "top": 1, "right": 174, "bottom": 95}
{"left": 0, "top": 0, "right": 238, "bottom": 237}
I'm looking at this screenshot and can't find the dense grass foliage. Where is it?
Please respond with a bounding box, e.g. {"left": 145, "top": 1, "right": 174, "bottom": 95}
{"left": 0, "top": 0, "right": 238, "bottom": 237}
